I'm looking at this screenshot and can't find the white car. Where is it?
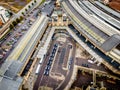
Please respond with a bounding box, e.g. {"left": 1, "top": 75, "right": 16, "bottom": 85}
{"left": 88, "top": 60, "right": 94, "bottom": 64}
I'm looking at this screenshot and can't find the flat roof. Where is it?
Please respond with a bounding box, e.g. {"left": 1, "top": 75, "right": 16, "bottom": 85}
{"left": 100, "top": 34, "right": 120, "bottom": 52}
{"left": 0, "top": 61, "right": 23, "bottom": 90}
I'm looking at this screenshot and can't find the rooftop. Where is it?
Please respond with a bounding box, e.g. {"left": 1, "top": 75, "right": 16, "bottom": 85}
{"left": 101, "top": 34, "right": 120, "bottom": 52}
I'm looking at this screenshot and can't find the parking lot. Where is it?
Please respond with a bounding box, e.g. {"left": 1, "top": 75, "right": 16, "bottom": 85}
{"left": 34, "top": 31, "right": 76, "bottom": 90}
{"left": 33, "top": 29, "right": 110, "bottom": 90}
{"left": 43, "top": 43, "right": 58, "bottom": 76}
{"left": 75, "top": 58, "right": 107, "bottom": 72}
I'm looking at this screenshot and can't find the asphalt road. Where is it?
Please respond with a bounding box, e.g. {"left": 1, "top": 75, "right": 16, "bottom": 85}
{"left": 0, "top": 2, "right": 44, "bottom": 63}
{"left": 33, "top": 39, "right": 56, "bottom": 90}
{"left": 41, "top": 1, "right": 55, "bottom": 16}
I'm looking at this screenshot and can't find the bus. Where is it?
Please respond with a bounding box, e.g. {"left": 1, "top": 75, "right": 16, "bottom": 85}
{"left": 35, "top": 64, "right": 41, "bottom": 75}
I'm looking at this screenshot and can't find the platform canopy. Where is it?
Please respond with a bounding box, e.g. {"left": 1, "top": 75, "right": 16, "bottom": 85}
{"left": 100, "top": 34, "right": 120, "bottom": 52}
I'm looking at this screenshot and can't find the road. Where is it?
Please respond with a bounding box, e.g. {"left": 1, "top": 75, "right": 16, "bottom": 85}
{"left": 33, "top": 37, "right": 56, "bottom": 90}
{"left": 0, "top": 0, "right": 55, "bottom": 80}
{"left": 0, "top": 0, "right": 43, "bottom": 39}
{"left": 6, "top": 14, "right": 47, "bottom": 61}
{"left": 0, "top": 7, "right": 41, "bottom": 63}
{"left": 41, "top": 0, "right": 55, "bottom": 16}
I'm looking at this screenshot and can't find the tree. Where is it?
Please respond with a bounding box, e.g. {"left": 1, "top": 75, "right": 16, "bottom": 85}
{"left": 16, "top": 18, "right": 20, "bottom": 23}
{"left": 22, "top": 12, "right": 24, "bottom": 16}
{"left": 12, "top": 21, "right": 17, "bottom": 26}
{"left": 9, "top": 24, "right": 14, "bottom": 29}
{"left": 20, "top": 16, "right": 23, "bottom": 21}
{"left": 34, "top": 0, "right": 37, "bottom": 3}
{"left": 25, "top": 9, "right": 27, "bottom": 12}
{"left": 32, "top": 3, "right": 34, "bottom": 6}
{"left": 28, "top": 5, "right": 31, "bottom": 8}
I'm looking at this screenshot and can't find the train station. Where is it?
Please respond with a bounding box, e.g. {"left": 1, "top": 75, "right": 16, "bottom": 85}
{"left": 0, "top": 0, "right": 120, "bottom": 90}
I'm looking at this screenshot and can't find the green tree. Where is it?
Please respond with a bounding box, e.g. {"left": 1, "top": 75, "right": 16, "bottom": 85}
{"left": 9, "top": 24, "right": 14, "bottom": 29}
{"left": 25, "top": 9, "right": 27, "bottom": 11}
{"left": 34, "top": 0, "right": 37, "bottom": 3}
{"left": 32, "top": 3, "right": 34, "bottom": 6}
{"left": 28, "top": 5, "right": 31, "bottom": 8}
{"left": 22, "top": 12, "right": 24, "bottom": 15}
{"left": 20, "top": 16, "right": 23, "bottom": 21}
{"left": 12, "top": 21, "right": 17, "bottom": 26}
{"left": 16, "top": 18, "right": 20, "bottom": 23}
